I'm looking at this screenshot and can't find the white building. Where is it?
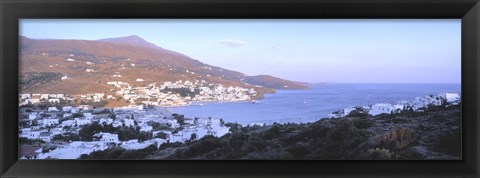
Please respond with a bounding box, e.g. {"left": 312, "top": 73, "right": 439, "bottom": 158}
{"left": 48, "top": 107, "right": 59, "bottom": 112}
{"left": 21, "top": 130, "right": 43, "bottom": 140}
{"left": 84, "top": 113, "right": 94, "bottom": 120}
{"left": 369, "top": 103, "right": 394, "bottom": 116}
{"left": 28, "top": 113, "right": 38, "bottom": 120}
{"left": 70, "top": 107, "right": 81, "bottom": 113}
{"left": 75, "top": 118, "right": 90, "bottom": 126}
{"left": 37, "top": 141, "right": 108, "bottom": 159}
{"left": 343, "top": 107, "right": 356, "bottom": 116}
{"left": 42, "top": 118, "right": 59, "bottom": 127}
{"left": 61, "top": 120, "right": 77, "bottom": 127}
{"left": 123, "top": 119, "right": 135, "bottom": 127}
{"left": 140, "top": 125, "right": 153, "bottom": 132}
{"left": 99, "top": 118, "right": 113, "bottom": 125}
{"left": 62, "top": 106, "right": 73, "bottom": 112}
{"left": 96, "top": 133, "right": 120, "bottom": 143}
{"left": 392, "top": 104, "right": 405, "bottom": 113}
{"left": 48, "top": 98, "right": 60, "bottom": 103}
{"left": 445, "top": 92, "right": 461, "bottom": 103}
{"left": 39, "top": 132, "right": 52, "bottom": 142}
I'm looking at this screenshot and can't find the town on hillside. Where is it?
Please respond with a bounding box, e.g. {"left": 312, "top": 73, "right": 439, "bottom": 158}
{"left": 18, "top": 79, "right": 261, "bottom": 159}
{"left": 18, "top": 88, "right": 461, "bottom": 159}
{"left": 19, "top": 79, "right": 258, "bottom": 108}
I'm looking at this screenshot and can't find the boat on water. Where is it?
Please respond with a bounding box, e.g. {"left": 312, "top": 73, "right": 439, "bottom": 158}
{"left": 252, "top": 100, "right": 260, "bottom": 104}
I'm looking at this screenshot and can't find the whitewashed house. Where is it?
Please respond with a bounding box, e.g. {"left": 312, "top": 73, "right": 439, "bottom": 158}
{"left": 84, "top": 113, "right": 94, "bottom": 120}
{"left": 369, "top": 103, "right": 394, "bottom": 116}
{"left": 392, "top": 104, "right": 405, "bottom": 113}
{"left": 40, "top": 94, "right": 49, "bottom": 100}
{"left": 48, "top": 107, "right": 59, "bottom": 112}
{"left": 48, "top": 98, "right": 60, "bottom": 103}
{"left": 39, "top": 132, "right": 52, "bottom": 142}
{"left": 50, "top": 127, "right": 65, "bottom": 136}
{"left": 42, "top": 118, "right": 59, "bottom": 127}
{"left": 184, "top": 118, "right": 195, "bottom": 125}
{"left": 343, "top": 107, "right": 356, "bottom": 116}
{"left": 99, "top": 118, "right": 113, "bottom": 125}
{"left": 70, "top": 107, "right": 80, "bottom": 113}
{"left": 63, "top": 113, "right": 72, "bottom": 118}
{"left": 38, "top": 141, "right": 108, "bottom": 159}
{"left": 97, "top": 133, "right": 119, "bottom": 143}
{"left": 445, "top": 92, "right": 461, "bottom": 103}
{"left": 123, "top": 119, "right": 135, "bottom": 127}
{"left": 28, "top": 113, "right": 38, "bottom": 120}
{"left": 140, "top": 125, "right": 153, "bottom": 132}
{"left": 22, "top": 130, "right": 43, "bottom": 140}
{"left": 112, "top": 121, "right": 123, "bottom": 127}
{"left": 75, "top": 118, "right": 90, "bottom": 126}
{"left": 78, "top": 105, "right": 93, "bottom": 110}
{"left": 61, "top": 120, "right": 76, "bottom": 127}
{"left": 20, "top": 93, "right": 31, "bottom": 99}
{"left": 62, "top": 106, "right": 73, "bottom": 112}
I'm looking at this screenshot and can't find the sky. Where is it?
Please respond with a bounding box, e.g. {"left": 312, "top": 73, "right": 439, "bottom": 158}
{"left": 20, "top": 19, "right": 461, "bottom": 84}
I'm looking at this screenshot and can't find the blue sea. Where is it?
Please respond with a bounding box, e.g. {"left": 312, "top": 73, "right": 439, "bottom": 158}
{"left": 167, "top": 84, "right": 461, "bottom": 125}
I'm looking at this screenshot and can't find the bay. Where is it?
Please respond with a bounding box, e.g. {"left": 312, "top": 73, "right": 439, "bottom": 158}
{"left": 167, "top": 83, "right": 461, "bottom": 125}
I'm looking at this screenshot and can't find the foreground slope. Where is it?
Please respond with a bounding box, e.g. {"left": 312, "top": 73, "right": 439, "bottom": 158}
{"left": 79, "top": 103, "right": 461, "bottom": 160}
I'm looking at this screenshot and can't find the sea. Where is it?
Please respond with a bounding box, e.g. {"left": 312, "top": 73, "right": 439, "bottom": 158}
{"left": 167, "top": 83, "right": 461, "bottom": 125}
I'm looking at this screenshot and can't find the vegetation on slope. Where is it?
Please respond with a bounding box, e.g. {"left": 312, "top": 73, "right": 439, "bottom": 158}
{"left": 81, "top": 103, "right": 461, "bottom": 160}
{"left": 20, "top": 72, "right": 63, "bottom": 91}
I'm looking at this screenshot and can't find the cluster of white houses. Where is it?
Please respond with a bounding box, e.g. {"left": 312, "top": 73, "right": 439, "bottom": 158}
{"left": 19, "top": 94, "right": 74, "bottom": 106}
{"left": 329, "top": 92, "right": 461, "bottom": 118}
{"left": 19, "top": 104, "right": 230, "bottom": 159}
{"left": 19, "top": 79, "right": 258, "bottom": 108}
{"left": 106, "top": 80, "right": 257, "bottom": 106}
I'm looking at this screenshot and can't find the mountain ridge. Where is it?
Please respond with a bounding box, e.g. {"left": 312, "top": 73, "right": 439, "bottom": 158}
{"left": 19, "top": 35, "right": 310, "bottom": 96}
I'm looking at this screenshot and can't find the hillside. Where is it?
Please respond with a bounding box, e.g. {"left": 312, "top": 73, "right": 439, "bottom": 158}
{"left": 244, "top": 75, "right": 309, "bottom": 90}
{"left": 80, "top": 103, "right": 461, "bottom": 160}
{"left": 19, "top": 35, "right": 307, "bottom": 96}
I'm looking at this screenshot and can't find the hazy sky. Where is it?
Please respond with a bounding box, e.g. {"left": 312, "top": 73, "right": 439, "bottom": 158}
{"left": 20, "top": 19, "right": 461, "bottom": 84}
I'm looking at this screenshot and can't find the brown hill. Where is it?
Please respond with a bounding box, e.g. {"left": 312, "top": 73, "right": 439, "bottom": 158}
{"left": 19, "top": 35, "right": 306, "bottom": 96}
{"left": 244, "top": 75, "right": 309, "bottom": 90}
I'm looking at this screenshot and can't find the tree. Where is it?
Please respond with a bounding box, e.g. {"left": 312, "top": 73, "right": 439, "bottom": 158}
{"left": 174, "top": 114, "right": 186, "bottom": 125}
{"left": 109, "top": 113, "right": 116, "bottom": 120}
{"left": 190, "top": 133, "right": 197, "bottom": 141}
{"left": 78, "top": 122, "right": 103, "bottom": 141}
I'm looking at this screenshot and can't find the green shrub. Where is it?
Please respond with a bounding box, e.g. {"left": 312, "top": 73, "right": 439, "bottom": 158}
{"left": 359, "top": 148, "right": 395, "bottom": 160}
{"left": 353, "top": 118, "right": 374, "bottom": 129}
{"left": 374, "top": 128, "right": 416, "bottom": 150}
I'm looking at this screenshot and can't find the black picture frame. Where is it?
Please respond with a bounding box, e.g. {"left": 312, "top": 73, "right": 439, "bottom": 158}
{"left": 1, "top": 0, "right": 479, "bottom": 177}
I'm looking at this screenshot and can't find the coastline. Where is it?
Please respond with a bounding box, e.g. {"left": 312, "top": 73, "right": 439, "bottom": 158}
{"left": 18, "top": 89, "right": 462, "bottom": 160}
